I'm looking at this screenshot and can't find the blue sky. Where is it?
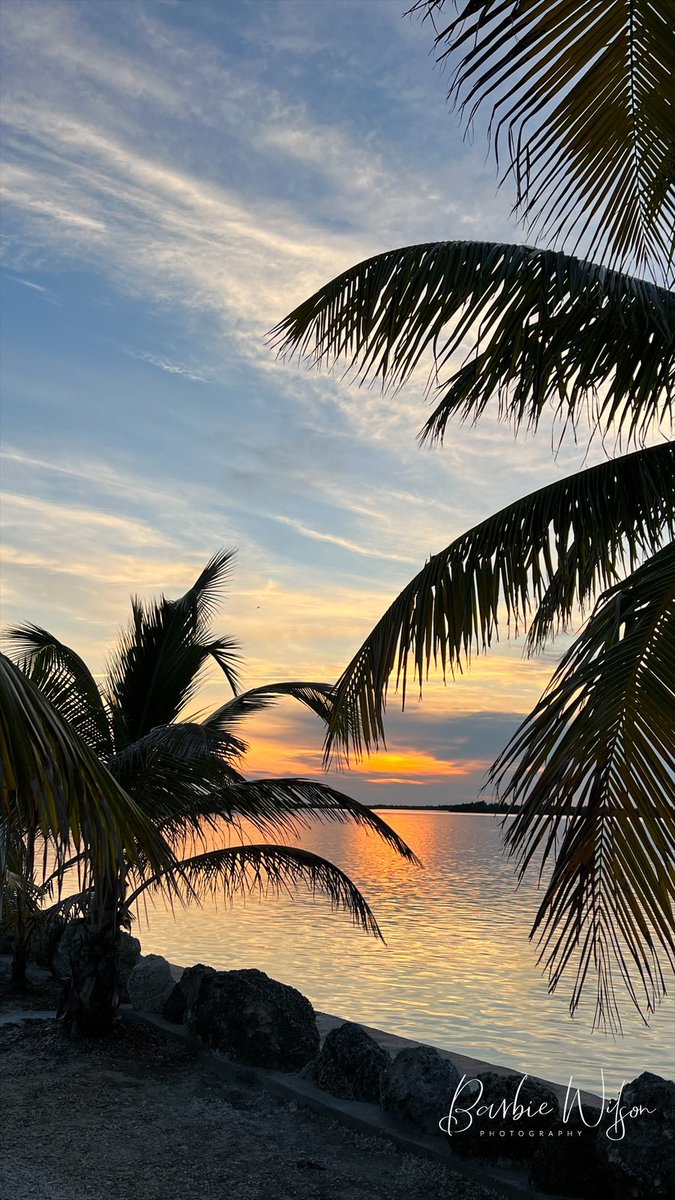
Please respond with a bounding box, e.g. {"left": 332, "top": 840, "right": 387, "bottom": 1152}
{"left": 1, "top": 0, "right": 598, "bottom": 803}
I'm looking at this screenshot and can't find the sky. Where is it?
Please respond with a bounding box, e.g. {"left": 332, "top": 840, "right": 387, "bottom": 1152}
{"left": 0, "top": 0, "right": 601, "bottom": 805}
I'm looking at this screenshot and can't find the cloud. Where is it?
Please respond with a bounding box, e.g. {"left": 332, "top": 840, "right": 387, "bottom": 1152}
{"left": 2, "top": 491, "right": 169, "bottom": 547}
{"left": 358, "top": 748, "right": 483, "bottom": 779}
{"left": 366, "top": 777, "right": 427, "bottom": 787}
{"left": 3, "top": 273, "right": 49, "bottom": 293}
{"left": 122, "top": 348, "right": 209, "bottom": 382}
{"left": 0, "top": 0, "right": 515, "bottom": 346}
{"left": 0, "top": 102, "right": 367, "bottom": 337}
{"left": 0, "top": 1, "right": 582, "bottom": 809}
{"left": 270, "top": 514, "right": 417, "bottom": 564}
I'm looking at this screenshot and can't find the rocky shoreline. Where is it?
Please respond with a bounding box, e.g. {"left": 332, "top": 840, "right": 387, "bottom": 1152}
{"left": 1, "top": 953, "right": 673, "bottom": 1199}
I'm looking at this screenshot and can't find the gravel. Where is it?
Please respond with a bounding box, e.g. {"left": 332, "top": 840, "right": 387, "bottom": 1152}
{"left": 0, "top": 1018, "right": 503, "bottom": 1200}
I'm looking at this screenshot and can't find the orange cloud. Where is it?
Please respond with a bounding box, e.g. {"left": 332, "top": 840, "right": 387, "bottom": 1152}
{"left": 241, "top": 731, "right": 490, "bottom": 786}
{"left": 365, "top": 777, "right": 426, "bottom": 786}
{"left": 357, "top": 749, "right": 473, "bottom": 778}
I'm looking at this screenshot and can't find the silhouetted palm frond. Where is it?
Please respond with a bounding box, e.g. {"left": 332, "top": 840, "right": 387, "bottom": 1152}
{"left": 411, "top": 1, "right": 674, "bottom": 279}
{"left": 127, "top": 843, "right": 384, "bottom": 939}
{"left": 5, "top": 626, "right": 113, "bottom": 758}
{"left": 4, "top": 557, "right": 417, "bottom": 962}
{"left": 0, "top": 654, "right": 168, "bottom": 882}
{"left": 212, "top": 777, "right": 420, "bottom": 862}
{"left": 205, "top": 681, "right": 335, "bottom": 733}
{"left": 492, "top": 543, "right": 675, "bottom": 1029}
{"left": 105, "top": 549, "right": 241, "bottom": 747}
{"left": 271, "top": 242, "right": 674, "bottom": 449}
{"left": 321, "top": 443, "right": 674, "bottom": 762}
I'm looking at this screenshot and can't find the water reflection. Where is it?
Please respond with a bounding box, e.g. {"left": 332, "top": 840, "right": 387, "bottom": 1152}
{"left": 138, "top": 812, "right": 675, "bottom": 1094}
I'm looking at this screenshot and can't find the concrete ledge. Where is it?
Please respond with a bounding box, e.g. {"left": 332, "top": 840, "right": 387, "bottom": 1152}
{"left": 0, "top": 983, "right": 578, "bottom": 1200}
{"left": 121, "top": 1007, "right": 569, "bottom": 1200}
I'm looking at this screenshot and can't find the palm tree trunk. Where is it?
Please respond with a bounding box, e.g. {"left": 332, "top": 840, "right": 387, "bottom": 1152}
{"left": 0, "top": 817, "right": 7, "bottom": 923}
{"left": 60, "top": 873, "right": 121, "bottom": 1037}
{"left": 10, "top": 826, "right": 36, "bottom": 992}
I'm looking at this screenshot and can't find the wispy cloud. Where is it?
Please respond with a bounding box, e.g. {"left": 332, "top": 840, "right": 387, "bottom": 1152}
{"left": 0, "top": 0, "right": 513, "bottom": 341}
{"left": 3, "top": 491, "right": 170, "bottom": 547}
{"left": 3, "top": 273, "right": 49, "bottom": 293}
{"left": 270, "top": 514, "right": 417, "bottom": 564}
{"left": 122, "top": 348, "right": 209, "bottom": 382}
{"left": 0, "top": 1, "right": 574, "bottom": 805}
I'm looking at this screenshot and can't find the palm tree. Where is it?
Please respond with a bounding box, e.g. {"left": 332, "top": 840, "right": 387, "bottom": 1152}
{"left": 1, "top": 653, "right": 175, "bottom": 998}
{"left": 270, "top": 0, "right": 674, "bottom": 1031}
{"left": 6, "top": 550, "right": 416, "bottom": 1032}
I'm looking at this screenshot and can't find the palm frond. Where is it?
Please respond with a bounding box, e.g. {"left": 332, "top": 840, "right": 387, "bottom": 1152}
{"left": 127, "top": 843, "right": 384, "bottom": 939}
{"left": 0, "top": 653, "right": 171, "bottom": 882}
{"left": 492, "top": 543, "right": 675, "bottom": 1030}
{"left": 5, "top": 625, "right": 112, "bottom": 758}
{"left": 204, "top": 635, "right": 242, "bottom": 696}
{"left": 1, "top": 866, "right": 50, "bottom": 947}
{"left": 211, "top": 777, "right": 419, "bottom": 863}
{"left": 42, "top": 888, "right": 96, "bottom": 925}
{"left": 271, "top": 242, "right": 674, "bottom": 448}
{"left": 185, "top": 549, "right": 238, "bottom": 625}
{"left": 107, "top": 724, "right": 246, "bottom": 837}
{"left": 322, "top": 442, "right": 674, "bottom": 762}
{"left": 205, "top": 681, "right": 335, "bottom": 735}
{"left": 411, "top": 1, "right": 674, "bottom": 279}
{"left": 105, "top": 549, "right": 240, "bottom": 747}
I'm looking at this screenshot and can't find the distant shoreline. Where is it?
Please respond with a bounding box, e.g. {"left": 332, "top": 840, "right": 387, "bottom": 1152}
{"left": 368, "top": 800, "right": 508, "bottom": 813}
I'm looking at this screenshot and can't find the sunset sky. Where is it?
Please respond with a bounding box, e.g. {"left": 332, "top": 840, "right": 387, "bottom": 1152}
{"left": 1, "top": 0, "right": 602, "bottom": 804}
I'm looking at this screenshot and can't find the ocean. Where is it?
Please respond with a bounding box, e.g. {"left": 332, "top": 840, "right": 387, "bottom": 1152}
{"left": 138, "top": 810, "right": 675, "bottom": 1095}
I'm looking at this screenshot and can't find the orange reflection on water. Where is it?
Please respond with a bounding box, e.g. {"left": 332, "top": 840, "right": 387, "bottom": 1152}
{"left": 138, "top": 812, "right": 675, "bottom": 1093}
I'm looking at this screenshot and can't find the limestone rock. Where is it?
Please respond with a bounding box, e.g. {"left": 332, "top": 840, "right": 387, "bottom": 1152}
{"left": 450, "top": 1071, "right": 561, "bottom": 1161}
{"left": 162, "top": 962, "right": 215, "bottom": 1024}
{"left": 380, "top": 1044, "right": 460, "bottom": 1135}
{"left": 116, "top": 932, "right": 142, "bottom": 1003}
{"left": 127, "top": 954, "right": 175, "bottom": 1014}
{"left": 50, "top": 922, "right": 140, "bottom": 1001}
{"left": 596, "top": 1072, "right": 675, "bottom": 1200}
{"left": 187, "top": 967, "right": 320, "bottom": 1070}
{"left": 51, "top": 920, "right": 83, "bottom": 980}
{"left": 305, "top": 1021, "right": 390, "bottom": 1103}
{"left": 529, "top": 1110, "right": 603, "bottom": 1196}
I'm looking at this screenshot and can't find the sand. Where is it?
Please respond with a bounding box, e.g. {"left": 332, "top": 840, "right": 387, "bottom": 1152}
{"left": 0, "top": 1014, "right": 503, "bottom": 1200}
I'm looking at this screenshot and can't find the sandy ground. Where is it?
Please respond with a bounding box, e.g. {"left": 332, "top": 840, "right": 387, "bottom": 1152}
{"left": 0, "top": 1012, "right": 505, "bottom": 1200}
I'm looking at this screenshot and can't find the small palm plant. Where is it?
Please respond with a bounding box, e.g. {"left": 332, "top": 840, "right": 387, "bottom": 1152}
{"left": 5, "top": 550, "right": 416, "bottom": 1033}
{"left": 1, "top": 652, "right": 172, "bottom": 1007}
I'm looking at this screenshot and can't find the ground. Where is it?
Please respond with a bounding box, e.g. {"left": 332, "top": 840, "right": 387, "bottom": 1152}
{"left": 0, "top": 1017, "right": 503, "bottom": 1200}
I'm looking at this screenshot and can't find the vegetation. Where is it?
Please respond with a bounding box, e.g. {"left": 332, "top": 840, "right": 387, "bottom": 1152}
{"left": 271, "top": 0, "right": 674, "bottom": 1030}
{"left": 2, "top": 551, "right": 415, "bottom": 1032}
{"left": 370, "top": 801, "right": 508, "bottom": 813}
{"left": 1, "top": 652, "right": 172, "bottom": 1000}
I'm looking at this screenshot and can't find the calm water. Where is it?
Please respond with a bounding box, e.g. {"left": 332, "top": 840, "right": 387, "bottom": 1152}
{"left": 138, "top": 811, "right": 674, "bottom": 1094}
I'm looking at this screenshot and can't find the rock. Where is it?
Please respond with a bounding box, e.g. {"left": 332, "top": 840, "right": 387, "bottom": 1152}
{"left": 33, "top": 912, "right": 66, "bottom": 972}
{"left": 529, "top": 1110, "right": 604, "bottom": 1197}
{"left": 161, "top": 983, "right": 186, "bottom": 1024}
{"left": 449, "top": 1072, "right": 561, "bottom": 1161}
{"left": 162, "top": 963, "right": 215, "bottom": 1024}
{"left": 116, "top": 932, "right": 142, "bottom": 1002}
{"left": 380, "top": 1045, "right": 461, "bottom": 1135}
{"left": 596, "top": 1072, "right": 675, "bottom": 1200}
{"left": 305, "top": 1022, "right": 390, "bottom": 1103}
{"left": 51, "top": 920, "right": 84, "bottom": 980}
{"left": 187, "top": 967, "right": 320, "bottom": 1070}
{"left": 50, "top": 922, "right": 140, "bottom": 1000}
{"left": 127, "top": 954, "right": 175, "bottom": 1014}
